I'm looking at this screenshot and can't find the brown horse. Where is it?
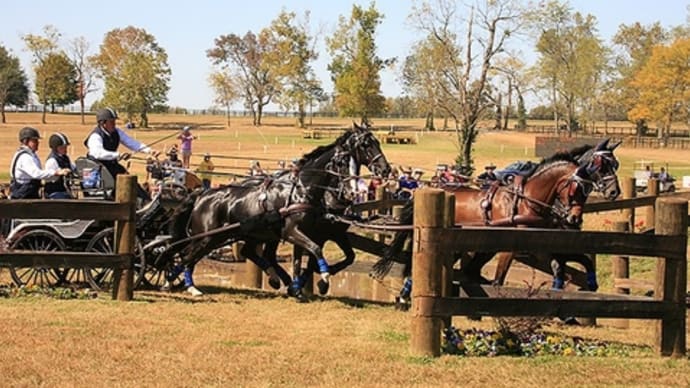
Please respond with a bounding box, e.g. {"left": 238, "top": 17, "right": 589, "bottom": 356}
{"left": 373, "top": 139, "right": 621, "bottom": 306}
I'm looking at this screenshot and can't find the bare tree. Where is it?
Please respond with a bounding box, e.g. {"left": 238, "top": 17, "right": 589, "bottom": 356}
{"left": 68, "top": 37, "right": 98, "bottom": 125}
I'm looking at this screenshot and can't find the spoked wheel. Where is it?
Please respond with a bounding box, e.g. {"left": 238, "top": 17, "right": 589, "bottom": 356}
{"left": 139, "top": 259, "right": 185, "bottom": 291}
{"left": 9, "top": 229, "right": 68, "bottom": 288}
{"left": 84, "top": 228, "right": 146, "bottom": 291}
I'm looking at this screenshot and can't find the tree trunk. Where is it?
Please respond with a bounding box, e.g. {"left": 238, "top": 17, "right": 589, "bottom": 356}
{"left": 80, "top": 96, "right": 86, "bottom": 125}
{"left": 1, "top": 105, "right": 5, "bottom": 124}
{"left": 225, "top": 103, "right": 231, "bottom": 128}
{"left": 503, "top": 79, "right": 512, "bottom": 131}
{"left": 256, "top": 104, "right": 263, "bottom": 126}
{"left": 140, "top": 111, "right": 149, "bottom": 128}
{"left": 494, "top": 94, "right": 502, "bottom": 130}
{"left": 42, "top": 105, "right": 47, "bottom": 124}
{"left": 297, "top": 102, "right": 306, "bottom": 128}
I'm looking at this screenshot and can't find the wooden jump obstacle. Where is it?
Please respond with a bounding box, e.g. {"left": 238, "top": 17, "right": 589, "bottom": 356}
{"left": 410, "top": 188, "right": 687, "bottom": 358}
{"left": 375, "top": 131, "right": 417, "bottom": 144}
{"left": 0, "top": 175, "right": 138, "bottom": 301}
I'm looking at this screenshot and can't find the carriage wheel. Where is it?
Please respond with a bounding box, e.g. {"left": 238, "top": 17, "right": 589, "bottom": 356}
{"left": 84, "top": 228, "right": 146, "bottom": 291}
{"left": 9, "top": 229, "right": 68, "bottom": 288}
{"left": 139, "top": 259, "right": 185, "bottom": 290}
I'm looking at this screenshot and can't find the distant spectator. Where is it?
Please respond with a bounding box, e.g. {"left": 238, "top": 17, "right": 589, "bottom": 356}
{"left": 196, "top": 153, "right": 214, "bottom": 190}
{"left": 367, "top": 176, "right": 383, "bottom": 201}
{"left": 249, "top": 160, "right": 265, "bottom": 176}
{"left": 397, "top": 166, "right": 419, "bottom": 200}
{"left": 177, "top": 126, "right": 196, "bottom": 169}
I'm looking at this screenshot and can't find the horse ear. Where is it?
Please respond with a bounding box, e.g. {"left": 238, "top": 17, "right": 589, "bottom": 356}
{"left": 352, "top": 121, "right": 359, "bottom": 131}
{"left": 608, "top": 140, "right": 622, "bottom": 151}
{"left": 596, "top": 138, "right": 610, "bottom": 151}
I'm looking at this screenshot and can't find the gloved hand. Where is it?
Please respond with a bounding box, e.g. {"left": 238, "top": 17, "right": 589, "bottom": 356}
{"left": 55, "top": 168, "right": 72, "bottom": 176}
{"left": 119, "top": 152, "right": 132, "bottom": 161}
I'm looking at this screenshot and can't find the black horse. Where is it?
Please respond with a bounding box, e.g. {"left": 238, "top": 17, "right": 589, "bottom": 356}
{"left": 251, "top": 123, "right": 391, "bottom": 301}
{"left": 373, "top": 139, "right": 621, "bottom": 308}
{"left": 167, "top": 173, "right": 317, "bottom": 290}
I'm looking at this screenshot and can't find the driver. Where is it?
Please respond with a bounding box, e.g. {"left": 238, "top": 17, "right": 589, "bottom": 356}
{"left": 85, "top": 108, "right": 159, "bottom": 199}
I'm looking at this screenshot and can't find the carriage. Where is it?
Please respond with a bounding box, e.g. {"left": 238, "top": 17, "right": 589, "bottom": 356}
{"left": 3, "top": 156, "right": 203, "bottom": 291}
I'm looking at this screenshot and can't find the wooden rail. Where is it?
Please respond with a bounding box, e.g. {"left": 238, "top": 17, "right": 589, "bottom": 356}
{"left": 410, "top": 189, "right": 687, "bottom": 358}
{"left": 0, "top": 175, "right": 137, "bottom": 301}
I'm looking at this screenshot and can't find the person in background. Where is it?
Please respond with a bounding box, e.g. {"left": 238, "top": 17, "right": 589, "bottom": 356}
{"left": 84, "top": 107, "right": 159, "bottom": 200}
{"left": 397, "top": 166, "right": 419, "bottom": 200}
{"left": 177, "top": 126, "right": 196, "bottom": 169}
{"left": 367, "top": 176, "right": 383, "bottom": 201}
{"left": 196, "top": 153, "right": 215, "bottom": 190}
{"left": 44, "top": 133, "right": 76, "bottom": 199}
{"left": 249, "top": 160, "right": 265, "bottom": 176}
{"left": 476, "top": 163, "right": 498, "bottom": 190}
{"left": 9, "top": 127, "right": 71, "bottom": 199}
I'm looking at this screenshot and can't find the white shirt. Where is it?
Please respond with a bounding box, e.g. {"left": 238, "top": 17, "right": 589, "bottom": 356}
{"left": 45, "top": 155, "right": 76, "bottom": 182}
{"left": 10, "top": 147, "right": 55, "bottom": 184}
{"left": 86, "top": 127, "right": 150, "bottom": 161}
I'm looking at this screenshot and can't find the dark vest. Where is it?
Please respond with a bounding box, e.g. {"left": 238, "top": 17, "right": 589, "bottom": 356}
{"left": 44, "top": 151, "right": 72, "bottom": 196}
{"left": 9, "top": 146, "right": 41, "bottom": 199}
{"left": 85, "top": 126, "right": 120, "bottom": 154}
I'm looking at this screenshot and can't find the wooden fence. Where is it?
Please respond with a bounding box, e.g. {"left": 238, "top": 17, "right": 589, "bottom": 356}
{"left": 0, "top": 175, "right": 138, "bottom": 300}
{"left": 410, "top": 188, "right": 687, "bottom": 358}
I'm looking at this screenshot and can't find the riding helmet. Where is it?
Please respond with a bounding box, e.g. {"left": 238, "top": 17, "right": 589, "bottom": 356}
{"left": 96, "top": 107, "right": 118, "bottom": 122}
{"left": 49, "top": 133, "right": 70, "bottom": 150}
{"left": 19, "top": 127, "right": 41, "bottom": 142}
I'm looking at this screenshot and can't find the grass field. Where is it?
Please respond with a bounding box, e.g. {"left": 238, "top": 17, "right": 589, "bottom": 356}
{"left": 0, "top": 112, "right": 688, "bottom": 386}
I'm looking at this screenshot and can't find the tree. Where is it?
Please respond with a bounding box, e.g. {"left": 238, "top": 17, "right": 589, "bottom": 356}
{"left": 207, "top": 31, "right": 277, "bottom": 126}
{"left": 408, "top": 0, "right": 523, "bottom": 173}
{"left": 628, "top": 38, "right": 690, "bottom": 141}
{"left": 612, "top": 22, "right": 669, "bottom": 135}
{"left": 264, "top": 10, "right": 324, "bottom": 128}
{"left": 91, "top": 26, "right": 171, "bottom": 128}
{"left": 530, "top": 2, "right": 608, "bottom": 134}
{"left": 34, "top": 52, "right": 78, "bottom": 114}
{"left": 0, "top": 46, "right": 29, "bottom": 123}
{"left": 22, "top": 25, "right": 61, "bottom": 124}
{"left": 327, "top": 3, "right": 393, "bottom": 125}
{"left": 69, "top": 37, "right": 98, "bottom": 125}
{"left": 208, "top": 71, "right": 239, "bottom": 127}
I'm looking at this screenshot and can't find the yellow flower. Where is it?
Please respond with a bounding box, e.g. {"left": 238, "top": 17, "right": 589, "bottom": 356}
{"left": 563, "top": 348, "right": 575, "bottom": 356}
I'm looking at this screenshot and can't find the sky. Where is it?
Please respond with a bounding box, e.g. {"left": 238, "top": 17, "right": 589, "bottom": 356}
{"left": 1, "top": 0, "right": 688, "bottom": 111}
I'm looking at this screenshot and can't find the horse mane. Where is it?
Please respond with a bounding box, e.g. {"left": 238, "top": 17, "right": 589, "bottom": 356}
{"left": 530, "top": 149, "right": 579, "bottom": 177}
{"left": 296, "top": 130, "right": 352, "bottom": 167}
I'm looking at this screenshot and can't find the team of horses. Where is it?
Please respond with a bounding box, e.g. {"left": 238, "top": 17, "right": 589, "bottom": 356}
{"left": 163, "top": 125, "right": 622, "bottom": 304}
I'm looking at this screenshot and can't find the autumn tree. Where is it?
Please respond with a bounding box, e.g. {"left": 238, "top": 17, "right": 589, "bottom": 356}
{"left": 612, "top": 22, "right": 669, "bottom": 135}
{"left": 530, "top": 1, "right": 608, "bottom": 134}
{"left": 92, "top": 26, "right": 171, "bottom": 128}
{"left": 327, "top": 3, "right": 392, "bottom": 125}
{"left": 207, "top": 31, "right": 277, "bottom": 126}
{"left": 0, "top": 46, "right": 29, "bottom": 123}
{"left": 69, "top": 37, "right": 98, "bottom": 124}
{"left": 208, "top": 71, "right": 238, "bottom": 127}
{"left": 408, "top": 0, "right": 523, "bottom": 173}
{"left": 22, "top": 25, "right": 62, "bottom": 124}
{"left": 628, "top": 38, "right": 690, "bottom": 141}
{"left": 264, "top": 10, "right": 324, "bottom": 128}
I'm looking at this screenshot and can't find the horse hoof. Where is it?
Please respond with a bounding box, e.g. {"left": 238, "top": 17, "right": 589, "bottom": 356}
{"left": 268, "top": 277, "right": 281, "bottom": 290}
{"left": 317, "top": 279, "right": 329, "bottom": 295}
{"left": 394, "top": 297, "right": 410, "bottom": 311}
{"left": 562, "top": 317, "right": 580, "bottom": 325}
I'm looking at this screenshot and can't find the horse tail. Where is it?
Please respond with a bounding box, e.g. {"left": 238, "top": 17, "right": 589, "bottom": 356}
{"left": 370, "top": 200, "right": 414, "bottom": 280}
{"left": 170, "top": 188, "right": 204, "bottom": 239}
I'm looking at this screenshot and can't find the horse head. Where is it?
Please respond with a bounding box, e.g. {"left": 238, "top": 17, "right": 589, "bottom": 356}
{"left": 345, "top": 122, "right": 391, "bottom": 178}
{"left": 575, "top": 138, "right": 622, "bottom": 201}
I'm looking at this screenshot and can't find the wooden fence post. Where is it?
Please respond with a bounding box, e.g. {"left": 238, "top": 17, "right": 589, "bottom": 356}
{"left": 112, "top": 175, "right": 136, "bottom": 301}
{"left": 410, "top": 188, "right": 445, "bottom": 357}
{"left": 441, "top": 193, "right": 455, "bottom": 328}
{"left": 610, "top": 221, "right": 630, "bottom": 329}
{"left": 645, "top": 178, "right": 658, "bottom": 230}
{"left": 621, "top": 177, "right": 636, "bottom": 231}
{"left": 654, "top": 198, "right": 687, "bottom": 357}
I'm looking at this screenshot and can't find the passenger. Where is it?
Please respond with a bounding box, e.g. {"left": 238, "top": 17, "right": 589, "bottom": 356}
{"left": 44, "top": 133, "right": 77, "bottom": 199}
{"left": 397, "top": 166, "right": 419, "bottom": 200}
{"left": 476, "top": 163, "right": 498, "bottom": 190}
{"left": 84, "top": 108, "right": 159, "bottom": 200}
{"left": 9, "top": 127, "right": 71, "bottom": 199}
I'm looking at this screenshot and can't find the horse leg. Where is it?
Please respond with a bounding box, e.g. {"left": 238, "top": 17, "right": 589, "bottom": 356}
{"left": 459, "top": 251, "right": 494, "bottom": 284}
{"left": 493, "top": 252, "right": 514, "bottom": 286}
{"left": 262, "top": 240, "right": 292, "bottom": 288}
{"left": 284, "top": 228, "right": 330, "bottom": 295}
{"left": 552, "top": 253, "right": 598, "bottom": 291}
{"left": 289, "top": 245, "right": 309, "bottom": 302}
{"left": 240, "top": 240, "right": 284, "bottom": 290}
{"left": 325, "top": 235, "right": 355, "bottom": 276}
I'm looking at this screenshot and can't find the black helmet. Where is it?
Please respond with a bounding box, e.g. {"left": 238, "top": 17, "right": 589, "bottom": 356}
{"left": 19, "top": 127, "right": 41, "bottom": 142}
{"left": 96, "top": 107, "right": 118, "bottom": 122}
{"left": 49, "top": 133, "right": 70, "bottom": 150}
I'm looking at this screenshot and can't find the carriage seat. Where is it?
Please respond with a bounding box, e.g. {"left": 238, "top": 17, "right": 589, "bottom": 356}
{"left": 74, "top": 157, "right": 116, "bottom": 199}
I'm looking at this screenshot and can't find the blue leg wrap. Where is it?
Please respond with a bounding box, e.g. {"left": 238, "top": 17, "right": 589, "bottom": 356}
{"left": 184, "top": 268, "right": 194, "bottom": 287}
{"left": 317, "top": 258, "right": 329, "bottom": 274}
{"left": 168, "top": 264, "right": 183, "bottom": 281}
{"left": 291, "top": 275, "right": 305, "bottom": 290}
{"left": 552, "top": 277, "right": 564, "bottom": 290}
{"left": 401, "top": 277, "right": 413, "bottom": 298}
{"left": 586, "top": 272, "right": 598, "bottom": 291}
